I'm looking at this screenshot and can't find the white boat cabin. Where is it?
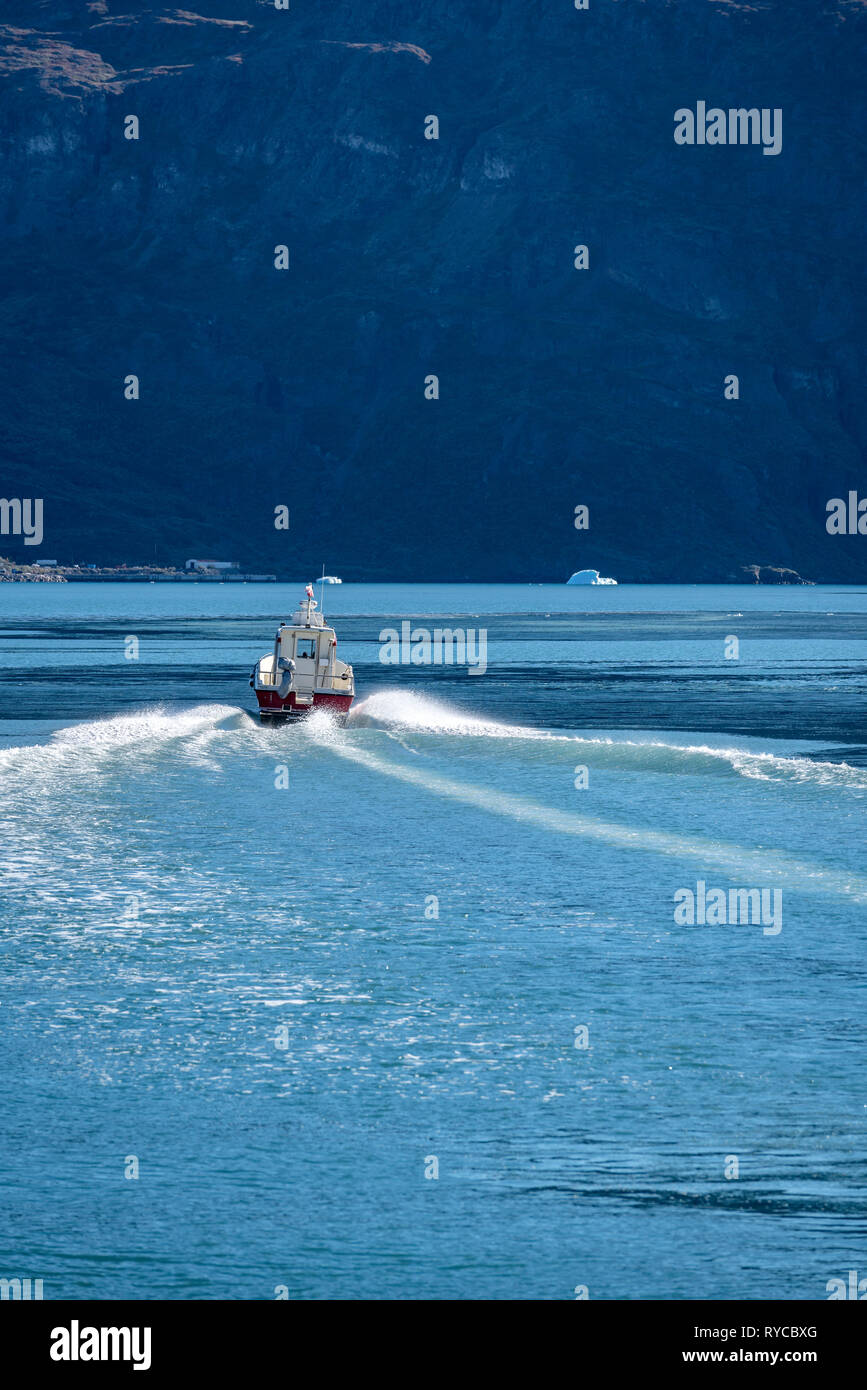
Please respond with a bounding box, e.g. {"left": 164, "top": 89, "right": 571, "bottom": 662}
{"left": 255, "top": 594, "right": 353, "bottom": 704}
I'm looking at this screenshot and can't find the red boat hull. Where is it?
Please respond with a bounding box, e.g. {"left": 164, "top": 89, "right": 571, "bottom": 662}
{"left": 255, "top": 689, "right": 353, "bottom": 721}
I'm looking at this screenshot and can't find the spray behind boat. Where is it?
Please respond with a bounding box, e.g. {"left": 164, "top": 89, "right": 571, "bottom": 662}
{"left": 250, "top": 570, "right": 355, "bottom": 725}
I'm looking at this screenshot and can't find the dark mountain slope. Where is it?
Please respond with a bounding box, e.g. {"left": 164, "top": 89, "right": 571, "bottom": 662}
{"left": 0, "top": 1, "right": 865, "bottom": 580}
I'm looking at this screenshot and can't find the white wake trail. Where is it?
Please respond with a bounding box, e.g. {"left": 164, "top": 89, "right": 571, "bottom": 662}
{"left": 320, "top": 733, "right": 867, "bottom": 904}
{"left": 0, "top": 704, "right": 247, "bottom": 781}
{"left": 347, "top": 691, "right": 867, "bottom": 790}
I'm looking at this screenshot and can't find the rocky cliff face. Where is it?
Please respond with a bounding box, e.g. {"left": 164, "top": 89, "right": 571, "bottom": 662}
{"left": 1, "top": 0, "right": 865, "bottom": 580}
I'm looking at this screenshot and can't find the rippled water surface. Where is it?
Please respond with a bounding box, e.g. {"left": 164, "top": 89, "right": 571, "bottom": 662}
{"left": 1, "top": 584, "right": 865, "bottom": 1299}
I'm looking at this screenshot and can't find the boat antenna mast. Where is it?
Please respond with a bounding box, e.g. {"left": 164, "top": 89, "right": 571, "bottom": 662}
{"left": 318, "top": 564, "right": 326, "bottom": 619}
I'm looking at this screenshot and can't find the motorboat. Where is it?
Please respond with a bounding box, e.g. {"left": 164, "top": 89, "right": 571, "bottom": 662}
{"left": 251, "top": 584, "right": 354, "bottom": 724}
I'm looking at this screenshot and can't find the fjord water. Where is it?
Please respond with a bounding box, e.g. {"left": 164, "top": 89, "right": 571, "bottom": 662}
{"left": 1, "top": 583, "right": 865, "bottom": 1301}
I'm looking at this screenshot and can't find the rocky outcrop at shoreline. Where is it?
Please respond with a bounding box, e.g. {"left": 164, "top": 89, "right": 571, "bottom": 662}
{"left": 0, "top": 557, "right": 66, "bottom": 582}
{"left": 741, "top": 565, "right": 814, "bottom": 586}
{"left": 0, "top": 558, "right": 276, "bottom": 582}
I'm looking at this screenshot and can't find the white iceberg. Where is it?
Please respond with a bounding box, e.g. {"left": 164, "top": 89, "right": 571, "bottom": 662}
{"left": 566, "top": 569, "right": 617, "bottom": 585}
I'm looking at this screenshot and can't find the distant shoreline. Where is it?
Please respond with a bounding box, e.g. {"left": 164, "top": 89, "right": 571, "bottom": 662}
{"left": 1, "top": 577, "right": 854, "bottom": 589}
{"left": 0, "top": 560, "right": 276, "bottom": 584}
{"left": 0, "top": 557, "right": 830, "bottom": 587}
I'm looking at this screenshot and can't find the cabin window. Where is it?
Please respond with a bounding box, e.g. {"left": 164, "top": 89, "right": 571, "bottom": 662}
{"left": 295, "top": 639, "right": 317, "bottom": 659}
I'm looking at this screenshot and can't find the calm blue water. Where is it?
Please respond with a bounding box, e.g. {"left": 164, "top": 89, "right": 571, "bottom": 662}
{"left": 1, "top": 583, "right": 866, "bottom": 1300}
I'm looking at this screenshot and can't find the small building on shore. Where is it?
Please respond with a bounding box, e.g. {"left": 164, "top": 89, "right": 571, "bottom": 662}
{"left": 184, "top": 559, "right": 239, "bottom": 573}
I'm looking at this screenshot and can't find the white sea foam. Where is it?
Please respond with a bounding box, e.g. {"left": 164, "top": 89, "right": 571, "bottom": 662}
{"left": 0, "top": 698, "right": 863, "bottom": 917}
{"left": 0, "top": 704, "right": 246, "bottom": 780}
{"left": 315, "top": 731, "right": 867, "bottom": 904}
{"left": 348, "top": 689, "right": 546, "bottom": 739}
{"left": 0, "top": 695, "right": 862, "bottom": 796}
{"left": 347, "top": 690, "right": 867, "bottom": 791}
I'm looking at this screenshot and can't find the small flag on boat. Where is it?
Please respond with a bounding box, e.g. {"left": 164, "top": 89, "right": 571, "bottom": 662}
{"left": 306, "top": 584, "right": 314, "bottom": 598}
